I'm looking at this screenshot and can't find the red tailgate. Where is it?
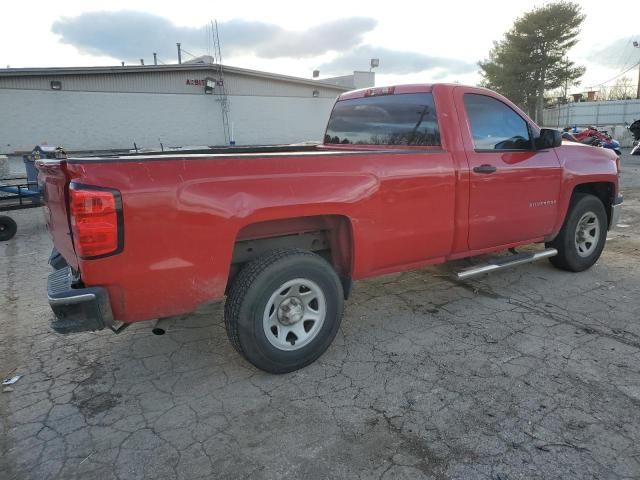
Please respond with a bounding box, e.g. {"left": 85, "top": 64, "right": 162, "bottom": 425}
{"left": 37, "top": 160, "right": 78, "bottom": 270}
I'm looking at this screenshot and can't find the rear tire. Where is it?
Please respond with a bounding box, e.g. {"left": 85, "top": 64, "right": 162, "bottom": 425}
{"left": 224, "top": 248, "right": 344, "bottom": 374}
{"left": 546, "top": 193, "right": 607, "bottom": 272}
{"left": 0, "top": 216, "right": 17, "bottom": 241}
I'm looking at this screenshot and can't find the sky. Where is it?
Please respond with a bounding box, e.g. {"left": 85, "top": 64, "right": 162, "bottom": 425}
{"left": 2, "top": 0, "right": 638, "bottom": 93}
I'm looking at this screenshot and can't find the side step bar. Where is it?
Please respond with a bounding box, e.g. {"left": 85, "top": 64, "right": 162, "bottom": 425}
{"left": 456, "top": 248, "right": 557, "bottom": 281}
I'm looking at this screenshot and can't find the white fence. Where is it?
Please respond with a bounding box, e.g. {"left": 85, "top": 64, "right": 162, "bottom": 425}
{"left": 543, "top": 99, "right": 640, "bottom": 147}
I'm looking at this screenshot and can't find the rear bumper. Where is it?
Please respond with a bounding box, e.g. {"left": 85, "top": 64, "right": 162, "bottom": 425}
{"left": 47, "top": 267, "right": 114, "bottom": 334}
{"left": 609, "top": 194, "right": 623, "bottom": 229}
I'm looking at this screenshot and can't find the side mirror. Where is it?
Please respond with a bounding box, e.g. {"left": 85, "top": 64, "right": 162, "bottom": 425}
{"left": 535, "top": 128, "right": 562, "bottom": 150}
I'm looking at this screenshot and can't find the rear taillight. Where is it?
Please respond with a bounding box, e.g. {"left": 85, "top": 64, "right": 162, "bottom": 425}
{"left": 69, "top": 185, "right": 123, "bottom": 258}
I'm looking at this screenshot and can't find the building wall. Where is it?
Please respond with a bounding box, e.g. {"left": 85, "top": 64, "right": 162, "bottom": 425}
{"left": 0, "top": 88, "right": 337, "bottom": 152}
{"left": 0, "top": 68, "right": 345, "bottom": 152}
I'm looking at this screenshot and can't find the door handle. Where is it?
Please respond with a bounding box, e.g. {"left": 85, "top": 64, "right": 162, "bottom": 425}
{"left": 473, "top": 164, "right": 497, "bottom": 174}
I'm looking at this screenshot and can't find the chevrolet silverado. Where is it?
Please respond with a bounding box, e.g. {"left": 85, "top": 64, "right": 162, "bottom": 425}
{"left": 37, "top": 83, "right": 622, "bottom": 373}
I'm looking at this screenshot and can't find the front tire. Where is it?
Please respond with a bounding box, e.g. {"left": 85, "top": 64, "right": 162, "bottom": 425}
{"left": 224, "top": 248, "right": 344, "bottom": 374}
{"left": 546, "top": 193, "right": 607, "bottom": 272}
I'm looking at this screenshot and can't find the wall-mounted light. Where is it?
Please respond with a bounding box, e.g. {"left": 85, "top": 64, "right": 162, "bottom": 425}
{"left": 312, "top": 90, "right": 319, "bottom": 98}
{"left": 50, "top": 80, "right": 62, "bottom": 90}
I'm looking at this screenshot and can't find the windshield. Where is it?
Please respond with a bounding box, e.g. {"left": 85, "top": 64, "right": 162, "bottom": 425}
{"left": 324, "top": 93, "right": 440, "bottom": 146}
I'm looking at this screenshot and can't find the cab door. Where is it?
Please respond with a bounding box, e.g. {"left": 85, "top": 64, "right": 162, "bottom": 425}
{"left": 453, "top": 87, "right": 562, "bottom": 250}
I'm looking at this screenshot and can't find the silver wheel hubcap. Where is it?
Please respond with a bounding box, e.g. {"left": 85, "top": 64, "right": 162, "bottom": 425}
{"left": 574, "top": 211, "right": 600, "bottom": 258}
{"left": 263, "top": 278, "right": 326, "bottom": 351}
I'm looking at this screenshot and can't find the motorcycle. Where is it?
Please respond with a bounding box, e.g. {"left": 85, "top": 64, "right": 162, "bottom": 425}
{"left": 562, "top": 126, "right": 622, "bottom": 156}
{"left": 628, "top": 119, "right": 640, "bottom": 155}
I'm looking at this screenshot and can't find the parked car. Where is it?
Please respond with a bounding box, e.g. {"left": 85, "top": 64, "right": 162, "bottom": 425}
{"left": 38, "top": 83, "right": 622, "bottom": 373}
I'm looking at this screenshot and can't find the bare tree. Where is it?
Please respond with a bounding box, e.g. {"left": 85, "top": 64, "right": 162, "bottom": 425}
{"left": 607, "top": 77, "right": 635, "bottom": 100}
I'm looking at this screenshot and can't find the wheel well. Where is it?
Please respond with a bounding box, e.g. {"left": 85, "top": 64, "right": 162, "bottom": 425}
{"left": 228, "top": 215, "right": 354, "bottom": 298}
{"left": 572, "top": 182, "right": 614, "bottom": 223}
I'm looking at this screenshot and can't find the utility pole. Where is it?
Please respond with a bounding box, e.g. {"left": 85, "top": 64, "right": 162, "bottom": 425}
{"left": 563, "top": 56, "right": 569, "bottom": 100}
{"left": 635, "top": 41, "right": 640, "bottom": 99}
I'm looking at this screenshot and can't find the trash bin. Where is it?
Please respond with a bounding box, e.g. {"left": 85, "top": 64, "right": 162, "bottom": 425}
{"left": 22, "top": 157, "right": 38, "bottom": 184}
{"left": 24, "top": 145, "right": 66, "bottom": 183}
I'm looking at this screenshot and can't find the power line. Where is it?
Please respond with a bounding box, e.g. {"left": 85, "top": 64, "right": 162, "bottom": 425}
{"left": 206, "top": 23, "right": 211, "bottom": 59}
{"left": 612, "top": 37, "right": 633, "bottom": 72}
{"left": 619, "top": 46, "right": 638, "bottom": 73}
{"left": 589, "top": 61, "right": 639, "bottom": 88}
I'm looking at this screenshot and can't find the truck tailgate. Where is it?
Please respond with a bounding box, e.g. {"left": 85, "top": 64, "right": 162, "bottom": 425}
{"left": 37, "top": 160, "right": 78, "bottom": 270}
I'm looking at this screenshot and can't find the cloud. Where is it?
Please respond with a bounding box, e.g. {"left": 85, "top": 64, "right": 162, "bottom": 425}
{"left": 51, "top": 11, "right": 473, "bottom": 77}
{"left": 258, "top": 18, "right": 376, "bottom": 58}
{"left": 318, "top": 45, "right": 476, "bottom": 76}
{"left": 51, "top": 11, "right": 376, "bottom": 61}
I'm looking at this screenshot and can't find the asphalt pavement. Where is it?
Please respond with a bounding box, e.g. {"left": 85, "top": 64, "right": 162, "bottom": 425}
{"left": 1, "top": 150, "right": 639, "bottom": 479}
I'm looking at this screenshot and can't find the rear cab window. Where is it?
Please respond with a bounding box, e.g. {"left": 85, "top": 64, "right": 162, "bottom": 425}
{"left": 324, "top": 93, "right": 440, "bottom": 146}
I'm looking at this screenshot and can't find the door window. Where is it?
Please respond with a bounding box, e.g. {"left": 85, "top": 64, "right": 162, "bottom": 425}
{"left": 464, "top": 94, "right": 531, "bottom": 150}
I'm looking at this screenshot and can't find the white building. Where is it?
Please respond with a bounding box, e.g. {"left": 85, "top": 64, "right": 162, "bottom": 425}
{"left": 0, "top": 61, "right": 372, "bottom": 153}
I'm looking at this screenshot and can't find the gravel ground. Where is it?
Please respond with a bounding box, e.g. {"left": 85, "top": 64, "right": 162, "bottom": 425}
{"left": 1, "top": 151, "right": 640, "bottom": 480}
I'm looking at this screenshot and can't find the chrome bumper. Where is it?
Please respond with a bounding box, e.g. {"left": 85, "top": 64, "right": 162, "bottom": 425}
{"left": 609, "top": 195, "right": 623, "bottom": 229}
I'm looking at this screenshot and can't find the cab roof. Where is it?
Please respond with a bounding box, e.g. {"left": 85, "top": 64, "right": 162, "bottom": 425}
{"left": 338, "top": 83, "right": 472, "bottom": 101}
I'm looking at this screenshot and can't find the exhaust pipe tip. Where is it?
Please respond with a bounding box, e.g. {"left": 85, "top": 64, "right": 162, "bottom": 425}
{"left": 152, "top": 317, "right": 171, "bottom": 336}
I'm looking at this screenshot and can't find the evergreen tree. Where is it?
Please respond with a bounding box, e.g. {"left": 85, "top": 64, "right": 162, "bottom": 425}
{"left": 479, "top": 1, "right": 586, "bottom": 122}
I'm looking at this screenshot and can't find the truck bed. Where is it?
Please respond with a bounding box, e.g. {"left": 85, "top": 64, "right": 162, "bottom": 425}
{"left": 39, "top": 145, "right": 457, "bottom": 323}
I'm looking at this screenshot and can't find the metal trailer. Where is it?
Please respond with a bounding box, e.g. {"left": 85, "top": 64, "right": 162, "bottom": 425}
{"left": 0, "top": 146, "right": 64, "bottom": 241}
{"left": 0, "top": 178, "right": 41, "bottom": 241}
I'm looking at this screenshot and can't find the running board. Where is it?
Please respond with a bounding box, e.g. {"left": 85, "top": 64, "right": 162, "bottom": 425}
{"left": 455, "top": 248, "right": 557, "bottom": 281}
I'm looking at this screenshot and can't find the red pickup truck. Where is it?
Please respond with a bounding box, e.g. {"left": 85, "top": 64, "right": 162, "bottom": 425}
{"left": 38, "top": 83, "right": 622, "bottom": 373}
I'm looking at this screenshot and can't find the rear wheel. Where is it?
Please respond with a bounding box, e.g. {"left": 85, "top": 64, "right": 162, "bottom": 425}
{"left": 0, "top": 216, "right": 17, "bottom": 241}
{"left": 224, "top": 248, "right": 344, "bottom": 374}
{"left": 546, "top": 193, "right": 607, "bottom": 272}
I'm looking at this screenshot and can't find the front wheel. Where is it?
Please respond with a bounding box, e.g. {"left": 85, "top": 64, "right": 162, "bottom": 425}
{"left": 546, "top": 193, "right": 607, "bottom": 272}
{"left": 224, "top": 248, "right": 344, "bottom": 374}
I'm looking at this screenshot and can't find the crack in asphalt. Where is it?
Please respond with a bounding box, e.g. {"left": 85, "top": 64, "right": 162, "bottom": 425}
{"left": 449, "top": 275, "right": 640, "bottom": 351}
